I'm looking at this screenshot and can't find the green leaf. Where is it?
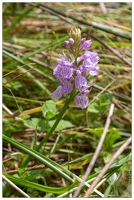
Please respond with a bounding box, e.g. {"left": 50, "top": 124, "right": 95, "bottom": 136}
{"left": 10, "top": 152, "right": 24, "bottom": 159}
{"left": 18, "top": 168, "right": 26, "bottom": 176}
{"left": 94, "top": 167, "right": 102, "bottom": 173}
{"left": 99, "top": 93, "right": 113, "bottom": 107}
{"left": 88, "top": 102, "right": 99, "bottom": 113}
{"left": 104, "top": 183, "right": 113, "bottom": 198}
{"left": 27, "top": 188, "right": 38, "bottom": 197}
{"left": 103, "top": 151, "right": 112, "bottom": 163}
{"left": 49, "top": 119, "right": 74, "bottom": 131}
{"left": 18, "top": 168, "right": 46, "bottom": 185}
{"left": 2, "top": 180, "right": 13, "bottom": 198}
{"left": 120, "top": 163, "right": 131, "bottom": 173}
{"left": 3, "top": 134, "right": 95, "bottom": 191}
{"left": 42, "top": 100, "right": 58, "bottom": 119}
{"left": 109, "top": 152, "right": 131, "bottom": 170}
{"left": 23, "top": 169, "right": 43, "bottom": 182}
{"left": 88, "top": 128, "right": 103, "bottom": 137}
{"left": 23, "top": 118, "right": 39, "bottom": 129}
{"left": 108, "top": 172, "right": 122, "bottom": 184}
{"left": 4, "top": 174, "right": 72, "bottom": 194}
{"left": 104, "top": 128, "right": 121, "bottom": 151}
{"left": 23, "top": 118, "right": 49, "bottom": 131}
{"left": 3, "top": 134, "right": 74, "bottom": 184}
{"left": 24, "top": 118, "right": 74, "bottom": 132}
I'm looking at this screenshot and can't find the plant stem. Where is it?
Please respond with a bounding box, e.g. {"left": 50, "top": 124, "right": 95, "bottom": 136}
{"left": 20, "top": 89, "right": 75, "bottom": 168}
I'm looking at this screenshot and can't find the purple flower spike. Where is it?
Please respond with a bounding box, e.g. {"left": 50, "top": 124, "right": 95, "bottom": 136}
{"left": 51, "top": 85, "right": 63, "bottom": 99}
{"left": 75, "top": 94, "right": 89, "bottom": 109}
{"left": 52, "top": 28, "right": 99, "bottom": 109}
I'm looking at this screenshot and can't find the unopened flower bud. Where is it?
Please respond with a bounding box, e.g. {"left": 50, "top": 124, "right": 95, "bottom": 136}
{"left": 69, "top": 25, "right": 81, "bottom": 43}
{"left": 69, "top": 38, "right": 74, "bottom": 45}
{"left": 65, "top": 41, "right": 71, "bottom": 49}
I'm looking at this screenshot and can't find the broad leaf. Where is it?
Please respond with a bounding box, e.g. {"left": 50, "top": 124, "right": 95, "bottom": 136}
{"left": 42, "top": 100, "right": 58, "bottom": 119}
{"left": 104, "top": 128, "right": 121, "bottom": 151}
{"left": 49, "top": 120, "right": 74, "bottom": 131}
{"left": 88, "top": 102, "right": 99, "bottom": 113}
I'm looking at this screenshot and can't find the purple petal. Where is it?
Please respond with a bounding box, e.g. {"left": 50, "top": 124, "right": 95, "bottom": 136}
{"left": 80, "top": 38, "right": 86, "bottom": 47}
{"left": 75, "top": 74, "right": 87, "bottom": 90}
{"left": 76, "top": 70, "right": 81, "bottom": 75}
{"left": 51, "top": 86, "right": 63, "bottom": 99}
{"left": 75, "top": 94, "right": 89, "bottom": 109}
{"left": 88, "top": 65, "right": 100, "bottom": 76}
{"left": 80, "top": 38, "right": 91, "bottom": 51}
{"left": 77, "top": 56, "right": 83, "bottom": 63}
{"left": 80, "top": 83, "right": 93, "bottom": 94}
{"left": 57, "top": 59, "right": 73, "bottom": 67}
{"left": 53, "top": 65, "right": 73, "bottom": 79}
{"left": 62, "top": 80, "right": 73, "bottom": 94}
{"left": 78, "top": 51, "right": 99, "bottom": 66}
{"left": 84, "top": 51, "right": 99, "bottom": 65}
{"left": 83, "top": 40, "right": 92, "bottom": 51}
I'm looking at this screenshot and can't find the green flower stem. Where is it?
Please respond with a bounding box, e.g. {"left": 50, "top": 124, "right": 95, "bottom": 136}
{"left": 20, "top": 89, "right": 75, "bottom": 168}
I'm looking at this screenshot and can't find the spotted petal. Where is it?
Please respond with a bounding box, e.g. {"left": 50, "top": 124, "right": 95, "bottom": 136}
{"left": 51, "top": 86, "right": 63, "bottom": 99}
{"left": 75, "top": 94, "right": 89, "bottom": 109}
{"left": 75, "top": 74, "right": 87, "bottom": 90}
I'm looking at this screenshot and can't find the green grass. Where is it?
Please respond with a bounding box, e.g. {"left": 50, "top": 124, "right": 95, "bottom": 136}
{"left": 3, "top": 2, "right": 131, "bottom": 198}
